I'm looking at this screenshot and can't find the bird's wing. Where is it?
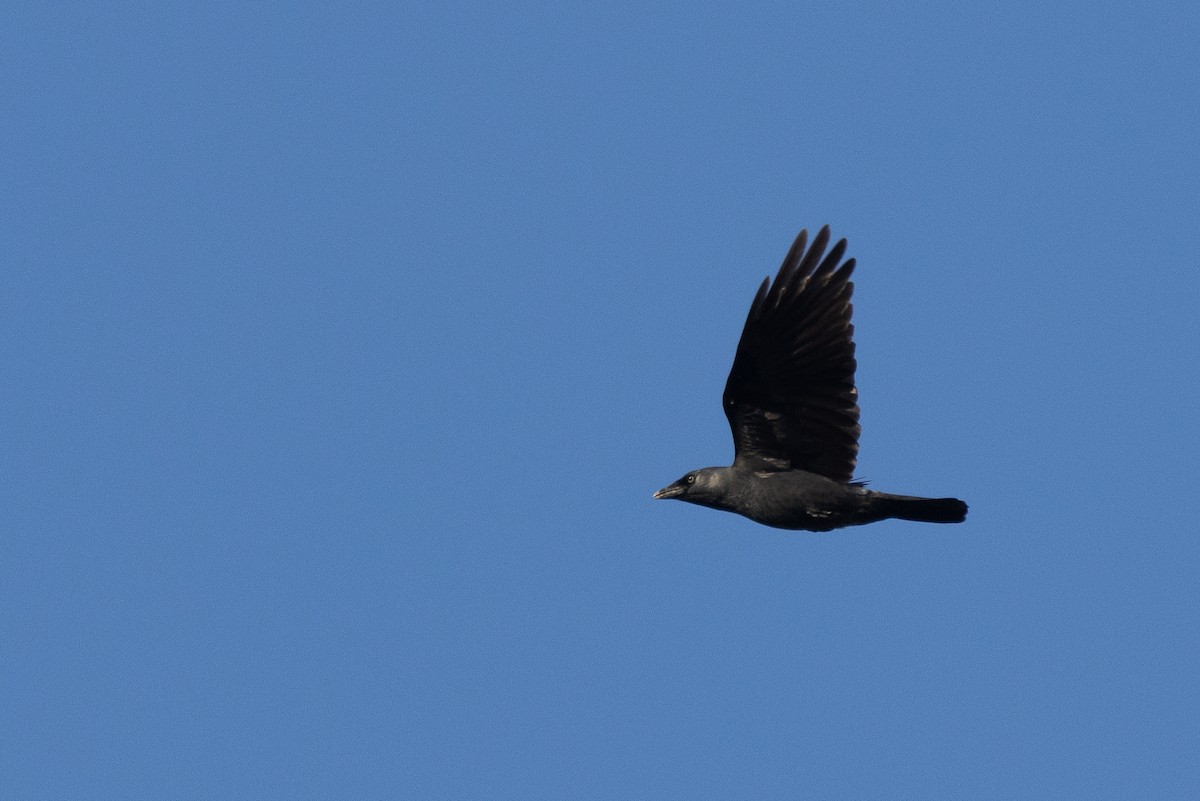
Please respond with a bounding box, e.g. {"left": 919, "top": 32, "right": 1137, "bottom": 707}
{"left": 722, "top": 226, "right": 861, "bottom": 482}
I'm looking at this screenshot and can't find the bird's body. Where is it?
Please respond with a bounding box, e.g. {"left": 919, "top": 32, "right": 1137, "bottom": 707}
{"left": 654, "top": 226, "right": 967, "bottom": 531}
{"left": 657, "top": 465, "right": 965, "bottom": 531}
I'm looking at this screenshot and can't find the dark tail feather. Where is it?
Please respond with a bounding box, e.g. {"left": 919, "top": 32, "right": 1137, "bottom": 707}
{"left": 874, "top": 493, "right": 968, "bottom": 524}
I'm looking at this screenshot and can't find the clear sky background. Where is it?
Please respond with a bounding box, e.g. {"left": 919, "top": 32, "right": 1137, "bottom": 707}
{"left": 4, "top": 2, "right": 1199, "bottom": 798}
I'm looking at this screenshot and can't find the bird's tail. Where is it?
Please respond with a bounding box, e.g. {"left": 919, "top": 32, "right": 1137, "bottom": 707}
{"left": 873, "top": 493, "right": 968, "bottom": 524}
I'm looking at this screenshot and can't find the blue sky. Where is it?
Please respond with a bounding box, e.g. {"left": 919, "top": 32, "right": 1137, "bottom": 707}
{"left": 4, "top": 1, "right": 1199, "bottom": 798}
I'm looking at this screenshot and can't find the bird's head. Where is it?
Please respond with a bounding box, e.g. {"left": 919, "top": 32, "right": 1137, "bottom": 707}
{"left": 653, "top": 467, "right": 729, "bottom": 506}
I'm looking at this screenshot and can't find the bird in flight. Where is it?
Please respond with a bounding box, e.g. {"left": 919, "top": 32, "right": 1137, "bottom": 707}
{"left": 654, "top": 226, "right": 967, "bottom": 531}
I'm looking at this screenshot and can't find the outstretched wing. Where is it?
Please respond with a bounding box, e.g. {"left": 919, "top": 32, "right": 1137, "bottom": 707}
{"left": 722, "top": 226, "right": 861, "bottom": 482}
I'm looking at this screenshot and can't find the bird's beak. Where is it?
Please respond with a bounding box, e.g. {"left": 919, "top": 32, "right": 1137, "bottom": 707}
{"left": 653, "top": 483, "right": 684, "bottom": 500}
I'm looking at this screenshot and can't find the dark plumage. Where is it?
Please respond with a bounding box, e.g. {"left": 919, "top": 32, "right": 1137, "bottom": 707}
{"left": 654, "top": 226, "right": 967, "bottom": 531}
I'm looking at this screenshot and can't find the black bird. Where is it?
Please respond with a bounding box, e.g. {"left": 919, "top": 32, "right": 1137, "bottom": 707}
{"left": 654, "top": 226, "right": 967, "bottom": 531}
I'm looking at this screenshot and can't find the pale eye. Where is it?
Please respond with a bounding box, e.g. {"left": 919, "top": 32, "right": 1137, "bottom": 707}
{"left": 686, "top": 474, "right": 696, "bottom": 484}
